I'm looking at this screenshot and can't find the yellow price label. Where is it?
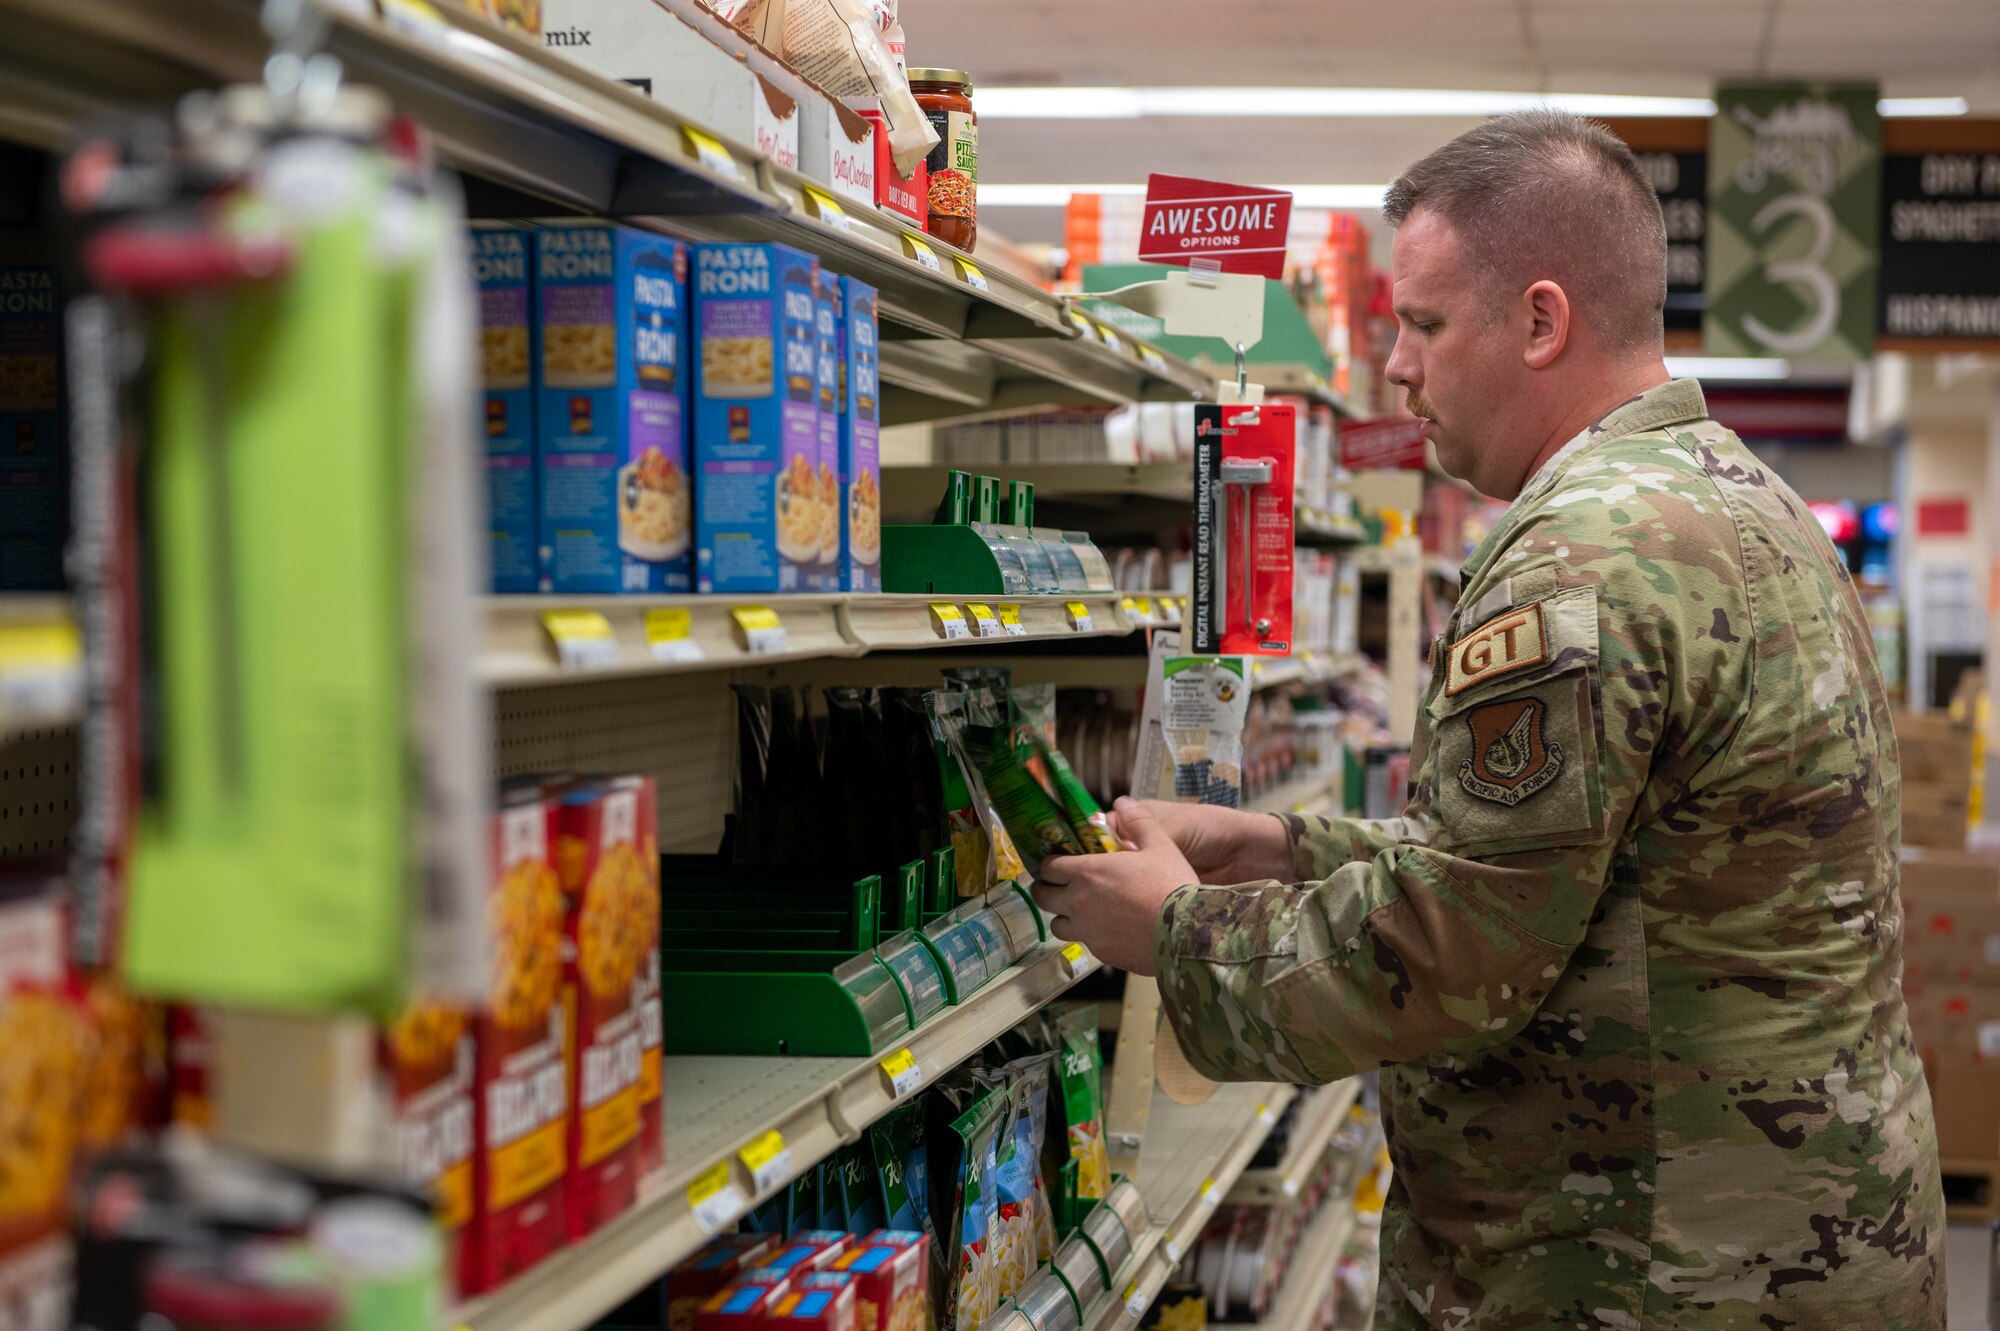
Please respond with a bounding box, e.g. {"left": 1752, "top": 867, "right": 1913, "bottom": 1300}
{"left": 646, "top": 608, "right": 691, "bottom": 641}
{"left": 902, "top": 233, "right": 943, "bottom": 273}
{"left": 731, "top": 605, "right": 789, "bottom": 654}
{"left": 954, "top": 256, "right": 989, "bottom": 291}
{"left": 1139, "top": 345, "right": 1168, "bottom": 371}
{"left": 0, "top": 622, "right": 80, "bottom": 667}
{"left": 880, "top": 1047, "right": 923, "bottom": 1098}
{"left": 996, "top": 604, "right": 1027, "bottom": 637}
{"left": 802, "top": 186, "right": 851, "bottom": 231}
{"left": 684, "top": 127, "right": 744, "bottom": 182}
{"left": 540, "top": 611, "right": 617, "bottom": 671}
{"left": 1065, "top": 308, "right": 1091, "bottom": 333}
{"left": 738, "top": 1130, "right": 792, "bottom": 1192}
{"left": 1060, "top": 942, "right": 1087, "bottom": 977}
{"left": 687, "top": 1159, "right": 732, "bottom": 1205}
{"left": 930, "top": 603, "right": 970, "bottom": 640}
{"left": 1094, "top": 322, "right": 1124, "bottom": 351}
{"left": 1065, "top": 601, "right": 1095, "bottom": 632}
{"left": 964, "top": 603, "right": 1001, "bottom": 637}
{"left": 686, "top": 1158, "right": 746, "bottom": 1234}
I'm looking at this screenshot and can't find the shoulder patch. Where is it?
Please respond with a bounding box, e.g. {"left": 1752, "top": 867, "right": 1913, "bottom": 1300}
{"left": 1457, "top": 696, "right": 1564, "bottom": 805}
{"left": 1446, "top": 602, "right": 1547, "bottom": 696}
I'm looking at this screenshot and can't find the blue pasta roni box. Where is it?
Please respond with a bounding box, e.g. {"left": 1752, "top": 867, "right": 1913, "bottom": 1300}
{"left": 470, "top": 225, "right": 536, "bottom": 593}
{"left": 692, "top": 242, "right": 821, "bottom": 595}
{"left": 840, "top": 277, "right": 881, "bottom": 592}
{"left": 811, "top": 275, "right": 841, "bottom": 593}
{"left": 0, "top": 266, "right": 64, "bottom": 592}
{"left": 533, "top": 222, "right": 692, "bottom": 594}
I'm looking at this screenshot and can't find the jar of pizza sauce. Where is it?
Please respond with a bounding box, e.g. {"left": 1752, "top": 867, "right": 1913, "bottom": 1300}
{"left": 909, "top": 70, "right": 977, "bottom": 251}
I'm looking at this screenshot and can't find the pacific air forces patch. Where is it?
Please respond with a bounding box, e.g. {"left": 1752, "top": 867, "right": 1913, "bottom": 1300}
{"left": 1458, "top": 694, "right": 1564, "bottom": 805}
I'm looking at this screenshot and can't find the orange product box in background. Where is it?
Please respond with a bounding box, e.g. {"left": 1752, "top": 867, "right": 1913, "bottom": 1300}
{"left": 550, "top": 775, "right": 658, "bottom": 1239}
{"left": 468, "top": 792, "right": 570, "bottom": 1295}
{"left": 384, "top": 995, "right": 476, "bottom": 1290}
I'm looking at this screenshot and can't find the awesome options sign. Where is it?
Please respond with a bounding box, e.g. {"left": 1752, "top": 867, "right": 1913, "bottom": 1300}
{"left": 1139, "top": 174, "right": 1293, "bottom": 279}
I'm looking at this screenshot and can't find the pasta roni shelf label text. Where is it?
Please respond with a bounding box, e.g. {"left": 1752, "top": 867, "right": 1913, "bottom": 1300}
{"left": 541, "top": 610, "right": 618, "bottom": 671}
{"left": 880, "top": 1047, "right": 922, "bottom": 1099}
{"left": 738, "top": 1130, "right": 792, "bottom": 1194}
{"left": 687, "top": 1159, "right": 747, "bottom": 1234}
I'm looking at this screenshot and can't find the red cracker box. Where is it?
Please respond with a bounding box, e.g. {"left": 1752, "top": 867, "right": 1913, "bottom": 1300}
{"left": 668, "top": 1234, "right": 777, "bottom": 1331}
{"left": 831, "top": 1231, "right": 930, "bottom": 1331}
{"left": 383, "top": 998, "right": 476, "bottom": 1293}
{"left": 697, "top": 1268, "right": 795, "bottom": 1331}
{"left": 755, "top": 1232, "right": 853, "bottom": 1279}
{"left": 548, "top": 775, "right": 659, "bottom": 1239}
{"left": 470, "top": 792, "right": 569, "bottom": 1294}
{"left": 768, "top": 1271, "right": 858, "bottom": 1331}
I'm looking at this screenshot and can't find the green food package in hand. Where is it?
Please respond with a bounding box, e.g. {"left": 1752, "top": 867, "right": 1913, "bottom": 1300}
{"left": 1056, "top": 1006, "right": 1111, "bottom": 1200}
{"left": 1029, "top": 733, "right": 1121, "bottom": 855}
{"left": 963, "top": 723, "right": 1084, "bottom": 873}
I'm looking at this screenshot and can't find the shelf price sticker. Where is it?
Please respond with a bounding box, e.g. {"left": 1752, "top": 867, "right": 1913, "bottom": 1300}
{"left": 880, "top": 1047, "right": 923, "bottom": 1100}
{"left": 1255, "top": 1101, "right": 1276, "bottom": 1128}
{"left": 954, "top": 257, "right": 990, "bottom": 291}
{"left": 1059, "top": 942, "right": 1088, "bottom": 978}
{"left": 540, "top": 610, "right": 619, "bottom": 672}
{"left": 1138, "top": 344, "right": 1169, "bottom": 372}
{"left": 1133, "top": 596, "right": 1155, "bottom": 625}
{"left": 684, "top": 127, "right": 745, "bottom": 183}
{"left": 687, "top": 1159, "right": 748, "bottom": 1235}
{"left": 802, "top": 186, "right": 851, "bottom": 233}
{"left": 738, "top": 1130, "right": 793, "bottom": 1195}
{"left": 965, "top": 603, "right": 1002, "bottom": 638}
{"left": 996, "top": 604, "right": 1028, "bottom": 637}
{"left": 1064, "top": 308, "right": 1092, "bottom": 335}
{"left": 645, "top": 608, "right": 705, "bottom": 664}
{"left": 1162, "top": 1232, "right": 1184, "bottom": 1264}
{"left": 731, "top": 605, "right": 789, "bottom": 655}
{"left": 1094, "top": 322, "right": 1125, "bottom": 352}
{"left": 1281, "top": 1176, "right": 1301, "bottom": 1199}
{"left": 930, "top": 603, "right": 971, "bottom": 640}
{"left": 1199, "top": 1176, "right": 1221, "bottom": 1207}
{"left": 902, "top": 233, "right": 943, "bottom": 273}
{"left": 1065, "top": 601, "right": 1095, "bottom": 633}
{"left": 1123, "top": 1279, "right": 1148, "bottom": 1321}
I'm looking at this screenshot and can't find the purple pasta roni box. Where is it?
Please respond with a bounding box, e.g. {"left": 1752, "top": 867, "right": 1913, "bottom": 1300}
{"left": 692, "top": 242, "right": 821, "bottom": 594}
{"left": 841, "top": 277, "right": 881, "bottom": 592}
{"left": 470, "top": 225, "right": 536, "bottom": 593}
{"left": 812, "top": 275, "right": 841, "bottom": 593}
{"left": 533, "top": 222, "right": 692, "bottom": 594}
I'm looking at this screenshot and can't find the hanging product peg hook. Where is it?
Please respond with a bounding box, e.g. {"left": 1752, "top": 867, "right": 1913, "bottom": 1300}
{"left": 1234, "top": 341, "right": 1248, "bottom": 397}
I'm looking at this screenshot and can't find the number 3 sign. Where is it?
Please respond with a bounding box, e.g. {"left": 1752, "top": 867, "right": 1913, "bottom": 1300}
{"left": 1704, "top": 82, "right": 1881, "bottom": 363}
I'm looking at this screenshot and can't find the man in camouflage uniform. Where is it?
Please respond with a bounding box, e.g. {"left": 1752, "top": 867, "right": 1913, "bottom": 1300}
{"left": 1034, "top": 110, "right": 1943, "bottom": 1329}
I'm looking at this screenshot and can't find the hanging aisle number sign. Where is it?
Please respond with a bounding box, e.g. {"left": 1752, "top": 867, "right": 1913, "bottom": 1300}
{"left": 1704, "top": 82, "right": 1881, "bottom": 362}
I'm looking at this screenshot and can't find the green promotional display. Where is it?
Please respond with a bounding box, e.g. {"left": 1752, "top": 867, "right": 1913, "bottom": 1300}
{"left": 1704, "top": 81, "right": 1881, "bottom": 361}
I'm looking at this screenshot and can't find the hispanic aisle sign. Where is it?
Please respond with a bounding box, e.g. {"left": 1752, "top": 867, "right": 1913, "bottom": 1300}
{"left": 1139, "top": 174, "right": 1293, "bottom": 280}
{"left": 1705, "top": 83, "right": 1881, "bottom": 361}
{"left": 1879, "top": 129, "right": 2000, "bottom": 343}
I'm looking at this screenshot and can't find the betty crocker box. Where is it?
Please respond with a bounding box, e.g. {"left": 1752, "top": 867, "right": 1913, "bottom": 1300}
{"left": 469, "top": 791, "right": 568, "bottom": 1295}
{"left": 533, "top": 223, "right": 693, "bottom": 594}
{"left": 840, "top": 277, "right": 881, "bottom": 592}
{"left": 548, "top": 775, "right": 658, "bottom": 1241}
{"left": 692, "top": 242, "right": 821, "bottom": 594}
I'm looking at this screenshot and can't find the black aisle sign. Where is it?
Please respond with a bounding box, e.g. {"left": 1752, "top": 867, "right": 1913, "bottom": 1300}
{"left": 1878, "top": 137, "right": 2000, "bottom": 346}
{"left": 1634, "top": 147, "right": 1708, "bottom": 335}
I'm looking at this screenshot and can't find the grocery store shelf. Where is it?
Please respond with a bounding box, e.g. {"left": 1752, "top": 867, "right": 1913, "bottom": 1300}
{"left": 1186, "top": 359, "right": 1358, "bottom": 418}
{"left": 458, "top": 940, "right": 1099, "bottom": 1331}
{"left": 1084, "top": 1083, "right": 1296, "bottom": 1331}
{"left": 482, "top": 592, "right": 1138, "bottom": 685}
{"left": 0, "top": 0, "right": 1208, "bottom": 426}
{"left": 1240, "top": 1199, "right": 1360, "bottom": 1331}
{"left": 1296, "top": 509, "right": 1370, "bottom": 545}
{"left": 0, "top": 596, "right": 83, "bottom": 738}
{"left": 881, "top": 464, "right": 1197, "bottom": 515}
{"left": 1227, "top": 1079, "right": 1364, "bottom": 1205}
{"left": 1249, "top": 651, "right": 1368, "bottom": 694}
{"left": 1247, "top": 771, "right": 1339, "bottom": 817}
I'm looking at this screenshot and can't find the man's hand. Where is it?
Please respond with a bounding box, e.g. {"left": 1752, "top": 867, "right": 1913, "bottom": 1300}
{"left": 1110, "top": 800, "right": 1296, "bottom": 885}
{"left": 1032, "top": 799, "right": 1200, "bottom": 976}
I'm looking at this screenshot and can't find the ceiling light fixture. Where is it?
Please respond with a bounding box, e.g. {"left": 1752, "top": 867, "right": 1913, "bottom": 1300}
{"left": 975, "top": 88, "right": 1972, "bottom": 121}
{"left": 1663, "top": 357, "right": 1792, "bottom": 381}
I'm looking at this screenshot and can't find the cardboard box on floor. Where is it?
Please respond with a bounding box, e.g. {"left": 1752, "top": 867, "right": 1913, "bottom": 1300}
{"left": 1898, "top": 847, "right": 2000, "bottom": 1161}
{"left": 1899, "top": 846, "right": 2000, "bottom": 987}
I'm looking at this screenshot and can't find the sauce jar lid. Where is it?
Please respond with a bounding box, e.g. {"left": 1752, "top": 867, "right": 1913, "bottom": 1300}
{"left": 908, "top": 69, "right": 973, "bottom": 90}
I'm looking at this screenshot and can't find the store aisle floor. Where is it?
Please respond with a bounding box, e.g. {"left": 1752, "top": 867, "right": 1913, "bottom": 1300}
{"left": 1952, "top": 1223, "right": 1990, "bottom": 1328}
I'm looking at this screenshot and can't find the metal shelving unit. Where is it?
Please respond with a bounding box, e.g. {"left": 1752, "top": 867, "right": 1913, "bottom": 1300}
{"left": 1238, "top": 1196, "right": 1361, "bottom": 1331}
{"left": 456, "top": 941, "right": 1100, "bottom": 1331}
{"left": 1227, "top": 1080, "right": 1364, "bottom": 1205}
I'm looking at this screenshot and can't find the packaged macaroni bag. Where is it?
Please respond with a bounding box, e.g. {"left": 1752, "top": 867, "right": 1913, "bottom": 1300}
{"left": 867, "top": 1100, "right": 933, "bottom": 1236}
{"left": 1005, "top": 1053, "right": 1059, "bottom": 1263}
{"left": 836, "top": 1140, "right": 885, "bottom": 1234}
{"left": 962, "top": 722, "right": 1082, "bottom": 874}
{"left": 1056, "top": 1006, "right": 1110, "bottom": 1200}
{"left": 926, "top": 691, "right": 1026, "bottom": 896}
{"left": 937, "top": 1089, "right": 1005, "bottom": 1331}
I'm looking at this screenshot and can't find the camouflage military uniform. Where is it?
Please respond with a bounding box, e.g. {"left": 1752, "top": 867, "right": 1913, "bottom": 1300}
{"left": 1154, "top": 380, "right": 1943, "bottom": 1329}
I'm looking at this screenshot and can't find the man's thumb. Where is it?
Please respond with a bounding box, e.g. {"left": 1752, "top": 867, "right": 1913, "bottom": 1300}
{"left": 1111, "top": 797, "right": 1171, "bottom": 852}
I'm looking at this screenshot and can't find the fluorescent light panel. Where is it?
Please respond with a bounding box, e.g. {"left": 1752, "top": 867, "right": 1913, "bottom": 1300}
{"left": 976, "top": 87, "right": 1969, "bottom": 120}
{"left": 1664, "top": 357, "right": 1792, "bottom": 381}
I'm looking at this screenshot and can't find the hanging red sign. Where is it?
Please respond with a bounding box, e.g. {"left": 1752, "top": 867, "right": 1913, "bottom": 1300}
{"left": 1138, "top": 174, "right": 1293, "bottom": 280}
{"left": 1338, "top": 416, "right": 1428, "bottom": 471}
{"left": 1916, "top": 496, "right": 1970, "bottom": 537}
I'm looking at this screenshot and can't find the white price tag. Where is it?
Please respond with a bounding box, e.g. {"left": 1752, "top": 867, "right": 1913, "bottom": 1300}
{"left": 646, "top": 608, "right": 705, "bottom": 664}
{"left": 684, "top": 127, "right": 745, "bottom": 183}
{"left": 965, "top": 603, "right": 1002, "bottom": 637}
{"left": 1139, "top": 345, "right": 1168, "bottom": 372}
{"left": 1281, "top": 1176, "right": 1300, "bottom": 1199}
{"left": 1200, "top": 1177, "right": 1220, "bottom": 1207}
{"left": 997, "top": 604, "right": 1028, "bottom": 637}
{"left": 541, "top": 611, "right": 619, "bottom": 672}
{"left": 1256, "top": 1103, "right": 1276, "bottom": 1128}
{"left": 1059, "top": 943, "right": 1088, "bottom": 978}
{"left": 931, "top": 603, "right": 971, "bottom": 640}
{"left": 1123, "top": 1281, "right": 1147, "bottom": 1320}
{"left": 732, "top": 606, "right": 789, "bottom": 655}
{"left": 1163, "top": 1235, "right": 1184, "bottom": 1264}
{"left": 881, "top": 1047, "right": 923, "bottom": 1099}
{"left": 955, "top": 257, "right": 990, "bottom": 291}
{"left": 738, "top": 1130, "right": 792, "bottom": 1195}
{"left": 903, "top": 234, "right": 943, "bottom": 273}
{"left": 803, "top": 186, "right": 852, "bottom": 233}
{"left": 687, "top": 1160, "right": 747, "bottom": 1234}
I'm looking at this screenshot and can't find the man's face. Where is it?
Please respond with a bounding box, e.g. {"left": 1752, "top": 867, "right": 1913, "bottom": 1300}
{"left": 1383, "top": 210, "right": 1531, "bottom": 499}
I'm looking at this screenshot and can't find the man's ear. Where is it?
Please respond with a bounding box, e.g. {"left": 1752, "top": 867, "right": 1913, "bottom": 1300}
{"left": 1522, "top": 279, "right": 1569, "bottom": 370}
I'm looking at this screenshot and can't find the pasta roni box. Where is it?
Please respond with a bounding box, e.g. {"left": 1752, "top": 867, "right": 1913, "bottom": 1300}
{"left": 533, "top": 223, "right": 693, "bottom": 594}
{"left": 0, "top": 266, "right": 64, "bottom": 592}
{"left": 840, "top": 278, "right": 881, "bottom": 592}
{"left": 812, "top": 275, "right": 841, "bottom": 592}
{"left": 469, "top": 789, "right": 568, "bottom": 1294}
{"left": 692, "top": 242, "right": 822, "bottom": 594}
{"left": 470, "top": 226, "right": 536, "bottom": 594}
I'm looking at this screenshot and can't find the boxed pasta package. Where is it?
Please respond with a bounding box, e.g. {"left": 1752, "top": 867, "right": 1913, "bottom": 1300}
{"left": 811, "top": 275, "right": 842, "bottom": 593}
{"left": 0, "top": 265, "right": 64, "bottom": 592}
{"left": 548, "top": 775, "right": 658, "bottom": 1240}
{"left": 840, "top": 277, "right": 881, "bottom": 591}
{"left": 533, "top": 223, "right": 693, "bottom": 594}
{"left": 691, "top": 242, "right": 822, "bottom": 594}
{"left": 830, "top": 1231, "right": 929, "bottom": 1331}
{"left": 470, "top": 225, "right": 536, "bottom": 593}
{"left": 468, "top": 791, "right": 568, "bottom": 1294}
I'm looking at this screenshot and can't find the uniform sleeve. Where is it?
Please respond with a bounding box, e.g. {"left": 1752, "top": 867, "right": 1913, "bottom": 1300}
{"left": 1278, "top": 810, "right": 1431, "bottom": 881}
{"left": 1155, "top": 500, "right": 1749, "bottom": 1084}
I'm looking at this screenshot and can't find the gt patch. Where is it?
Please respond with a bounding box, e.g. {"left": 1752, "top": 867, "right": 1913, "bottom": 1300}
{"left": 1445, "top": 602, "right": 1547, "bottom": 696}
{"left": 1458, "top": 695, "right": 1564, "bottom": 805}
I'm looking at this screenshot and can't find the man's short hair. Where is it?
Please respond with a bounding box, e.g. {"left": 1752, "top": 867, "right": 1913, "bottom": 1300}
{"left": 1382, "top": 108, "right": 1668, "bottom": 353}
